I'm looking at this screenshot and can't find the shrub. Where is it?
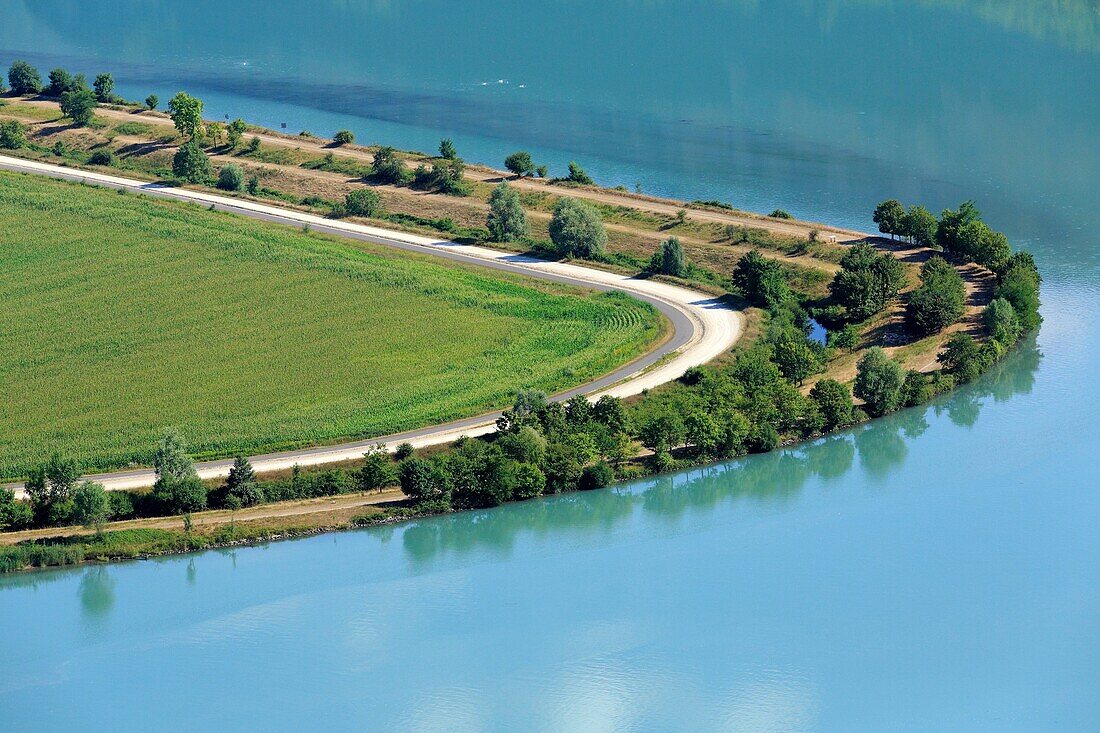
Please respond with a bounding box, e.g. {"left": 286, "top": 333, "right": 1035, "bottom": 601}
{"left": 732, "top": 250, "right": 790, "bottom": 309}
{"left": 145, "top": 94, "right": 159, "bottom": 110}
{"left": 438, "top": 138, "right": 457, "bottom": 159}
{"left": 60, "top": 89, "right": 98, "bottom": 126}
{"left": 224, "top": 456, "right": 262, "bottom": 506}
{"left": 394, "top": 442, "right": 414, "bottom": 461}
{"left": 217, "top": 163, "right": 245, "bottom": 191}
{"left": 0, "top": 488, "right": 33, "bottom": 531}
{"left": 247, "top": 175, "right": 260, "bottom": 195}
{"left": 648, "top": 236, "right": 685, "bottom": 276}
{"left": 333, "top": 129, "right": 355, "bottom": 146}
{"left": 854, "top": 347, "right": 904, "bottom": 416}
{"left": 172, "top": 142, "right": 211, "bottom": 183}
{"left": 358, "top": 446, "right": 396, "bottom": 492}
{"left": 578, "top": 462, "right": 614, "bottom": 491}
{"left": 504, "top": 150, "right": 535, "bottom": 177}
{"left": 907, "top": 256, "right": 965, "bottom": 335}
{"left": 8, "top": 60, "right": 43, "bottom": 95}
{"left": 548, "top": 197, "right": 607, "bottom": 258}
{"left": 247, "top": 135, "right": 261, "bottom": 153}
{"left": 486, "top": 181, "right": 528, "bottom": 241}
{"left": 512, "top": 463, "right": 547, "bottom": 499}
{"left": 370, "top": 146, "right": 408, "bottom": 184}
{"left": 345, "top": 188, "right": 382, "bottom": 217}
{"left": 770, "top": 209, "right": 793, "bottom": 219}
{"left": 0, "top": 120, "right": 27, "bottom": 150}
{"left": 566, "top": 161, "right": 594, "bottom": 185}
{"left": 93, "top": 73, "right": 114, "bottom": 102}
{"left": 827, "top": 324, "right": 859, "bottom": 351}
{"left": 938, "top": 333, "right": 984, "bottom": 383}
{"left": 536, "top": 165, "right": 548, "bottom": 178}
{"left": 88, "top": 149, "right": 115, "bottom": 166}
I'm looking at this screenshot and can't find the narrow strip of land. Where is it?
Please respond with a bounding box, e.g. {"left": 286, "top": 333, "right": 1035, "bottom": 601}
{"left": 0, "top": 154, "right": 742, "bottom": 493}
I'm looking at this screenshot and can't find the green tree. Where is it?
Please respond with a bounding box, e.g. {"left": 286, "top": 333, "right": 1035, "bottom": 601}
{"left": 167, "top": 92, "right": 204, "bottom": 139}
{"left": 566, "top": 161, "right": 594, "bottom": 185}
{"left": 872, "top": 199, "right": 906, "bottom": 238}
{"left": 398, "top": 457, "right": 444, "bottom": 503}
{"left": 72, "top": 481, "right": 111, "bottom": 536}
{"left": 504, "top": 150, "right": 535, "bottom": 177}
{"left": 899, "top": 370, "right": 935, "bottom": 407}
{"left": 225, "top": 455, "right": 262, "bottom": 506}
{"left": 935, "top": 200, "right": 981, "bottom": 254}
{"left": 0, "top": 488, "right": 33, "bottom": 531}
{"left": 370, "top": 146, "right": 408, "bottom": 184}
{"left": 810, "top": 378, "right": 854, "bottom": 430}
{"left": 438, "top": 138, "right": 457, "bottom": 159}
{"left": 578, "top": 462, "right": 614, "bottom": 491}
{"left": 413, "top": 158, "right": 469, "bottom": 195}
{"left": 23, "top": 453, "right": 80, "bottom": 526}
{"left": 638, "top": 412, "right": 685, "bottom": 455}
{"left": 486, "top": 181, "right": 528, "bottom": 241}
{"left": 938, "top": 333, "right": 985, "bottom": 383}
{"left": 512, "top": 463, "right": 547, "bottom": 499}
{"left": 497, "top": 426, "right": 548, "bottom": 465}
{"left": 770, "top": 209, "right": 793, "bottom": 219}
{"left": 829, "top": 242, "right": 906, "bottom": 320}
{"left": 345, "top": 188, "right": 382, "bottom": 217}
{"left": 956, "top": 220, "right": 1011, "bottom": 270}
{"left": 773, "top": 335, "right": 821, "bottom": 385}
{"left": 333, "top": 129, "right": 355, "bottom": 145}
{"left": 93, "top": 73, "right": 114, "bottom": 101}
{"left": 47, "top": 68, "right": 80, "bottom": 96}
{"left": 983, "top": 297, "right": 1021, "bottom": 345}
{"left": 217, "top": 163, "right": 244, "bottom": 191}
{"left": 0, "top": 120, "right": 26, "bottom": 150}
{"left": 732, "top": 250, "right": 791, "bottom": 309}
{"left": 996, "top": 262, "right": 1042, "bottom": 331}
{"left": 145, "top": 94, "right": 159, "bottom": 110}
{"left": 152, "top": 428, "right": 207, "bottom": 514}
{"left": 172, "top": 141, "right": 211, "bottom": 183}
{"left": 226, "top": 118, "right": 247, "bottom": 148}
{"left": 8, "top": 60, "right": 43, "bottom": 95}
{"left": 827, "top": 324, "right": 860, "bottom": 351}
{"left": 649, "top": 236, "right": 686, "bottom": 276}
{"left": 357, "top": 445, "right": 396, "bottom": 492}
{"left": 59, "top": 89, "right": 97, "bottom": 126}
{"left": 854, "top": 347, "right": 904, "bottom": 416}
{"left": 548, "top": 197, "right": 607, "bottom": 258}
{"left": 907, "top": 256, "right": 966, "bottom": 335}
{"left": 903, "top": 205, "right": 937, "bottom": 246}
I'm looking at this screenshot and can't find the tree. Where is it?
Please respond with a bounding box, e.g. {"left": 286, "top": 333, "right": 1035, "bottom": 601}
{"left": 207, "top": 121, "right": 225, "bottom": 147}
{"left": 773, "top": 335, "right": 820, "bottom": 385}
{"left": 935, "top": 200, "right": 981, "bottom": 254}
{"left": 357, "top": 445, "right": 396, "bottom": 492}
{"left": 333, "top": 129, "right": 355, "bottom": 145}
{"left": 8, "top": 60, "right": 43, "bottom": 95}
{"left": 854, "top": 347, "right": 904, "bottom": 416}
{"left": 906, "top": 256, "right": 965, "bottom": 335}
{"left": 983, "top": 297, "right": 1020, "bottom": 345}
{"left": 152, "top": 428, "right": 207, "bottom": 514}
{"left": 167, "top": 92, "right": 204, "bottom": 139}
{"left": 486, "top": 182, "right": 528, "bottom": 241}
{"left": 872, "top": 199, "right": 906, "bottom": 238}
{"left": 0, "top": 488, "right": 33, "bottom": 531}
{"left": 59, "top": 89, "right": 97, "bottom": 126}
{"left": 955, "top": 220, "right": 1011, "bottom": 270}
{"left": 0, "top": 120, "right": 26, "bottom": 150}
{"left": 578, "top": 462, "right": 614, "bottom": 491}
{"left": 226, "top": 118, "right": 247, "bottom": 148}
{"left": 512, "top": 463, "right": 546, "bottom": 499}
{"left": 225, "top": 455, "right": 262, "bottom": 506}
{"left": 412, "top": 158, "right": 468, "bottom": 195}
{"left": 770, "top": 209, "right": 793, "bottom": 219}
{"left": 24, "top": 453, "right": 80, "bottom": 526}
{"left": 903, "top": 205, "right": 937, "bottom": 246}
{"left": 829, "top": 242, "right": 906, "bottom": 321}
{"left": 810, "top": 378, "right": 854, "bottom": 430}
{"left": 345, "top": 188, "right": 382, "bottom": 217}
{"left": 217, "top": 163, "right": 244, "bottom": 191}
{"left": 93, "top": 73, "right": 114, "bottom": 101}
{"left": 649, "top": 236, "right": 686, "bottom": 276}
{"left": 398, "top": 457, "right": 441, "bottom": 503}
{"left": 72, "top": 481, "right": 111, "bottom": 536}
{"left": 997, "top": 262, "right": 1042, "bottom": 331}
{"left": 145, "top": 94, "right": 159, "bottom": 110}
{"left": 438, "top": 138, "right": 457, "bottom": 160}
{"left": 548, "top": 197, "right": 607, "bottom": 258}
{"left": 638, "top": 412, "right": 685, "bottom": 455}
{"left": 370, "top": 146, "right": 408, "bottom": 184}
{"left": 504, "top": 150, "right": 535, "bottom": 177}
{"left": 938, "top": 333, "right": 984, "bottom": 383}
{"left": 566, "top": 161, "right": 594, "bottom": 185}
{"left": 827, "top": 324, "right": 859, "bottom": 351}
{"left": 247, "top": 175, "right": 260, "bottom": 195}
{"left": 732, "top": 250, "right": 790, "bottom": 309}
{"left": 47, "top": 68, "right": 81, "bottom": 96}
{"left": 172, "top": 142, "right": 211, "bottom": 183}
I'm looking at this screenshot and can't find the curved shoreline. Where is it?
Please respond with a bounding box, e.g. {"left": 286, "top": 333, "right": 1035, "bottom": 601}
{"left": 0, "top": 154, "right": 743, "bottom": 493}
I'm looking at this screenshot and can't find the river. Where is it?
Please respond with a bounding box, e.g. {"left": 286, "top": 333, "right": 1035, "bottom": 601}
{"left": 1, "top": 1, "right": 1098, "bottom": 730}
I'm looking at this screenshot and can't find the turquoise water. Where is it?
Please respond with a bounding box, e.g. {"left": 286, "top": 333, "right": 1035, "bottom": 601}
{"left": 2, "top": 1, "right": 1099, "bottom": 730}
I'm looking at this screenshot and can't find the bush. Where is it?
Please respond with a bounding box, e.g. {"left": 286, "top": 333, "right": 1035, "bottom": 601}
{"left": 394, "top": 443, "right": 414, "bottom": 461}
{"left": 732, "top": 250, "right": 790, "bottom": 309}
{"left": 438, "top": 138, "right": 457, "bottom": 159}
{"left": 504, "top": 150, "right": 535, "bottom": 177}
{"left": 358, "top": 446, "right": 396, "bottom": 492}
{"left": 88, "top": 149, "right": 115, "bottom": 166}
{"left": 145, "top": 94, "right": 159, "bottom": 110}
{"left": 247, "top": 175, "right": 260, "bottom": 195}
{"left": 8, "top": 60, "right": 43, "bottom": 95}
{"left": 548, "top": 197, "right": 607, "bottom": 258}
{"left": 770, "top": 209, "right": 793, "bottom": 219}
{"left": 0, "top": 120, "right": 27, "bottom": 150}
{"left": 486, "top": 181, "right": 528, "bottom": 241}
{"left": 854, "top": 346, "right": 904, "bottom": 416}
{"left": 827, "top": 324, "right": 859, "bottom": 351}
{"left": 217, "top": 163, "right": 245, "bottom": 191}
{"left": 513, "top": 463, "right": 547, "bottom": 499}
{"left": 536, "top": 165, "right": 548, "bottom": 178}
{"left": 247, "top": 135, "right": 261, "bottom": 153}
{"left": 370, "top": 146, "right": 408, "bottom": 184}
{"left": 333, "top": 129, "right": 355, "bottom": 145}
{"left": 907, "top": 256, "right": 966, "bottom": 335}
{"left": 578, "top": 462, "right": 614, "bottom": 491}
{"left": 345, "top": 188, "right": 382, "bottom": 217}
{"left": 60, "top": 89, "right": 98, "bottom": 126}
{"left": 648, "top": 236, "right": 686, "bottom": 276}
{"left": 566, "top": 161, "right": 594, "bottom": 185}
{"left": 172, "top": 141, "right": 212, "bottom": 183}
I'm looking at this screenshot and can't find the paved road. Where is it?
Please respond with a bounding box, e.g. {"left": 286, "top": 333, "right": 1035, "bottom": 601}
{"left": 1, "top": 154, "right": 743, "bottom": 492}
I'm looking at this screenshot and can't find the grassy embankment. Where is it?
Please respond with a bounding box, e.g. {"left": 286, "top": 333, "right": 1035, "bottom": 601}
{"left": 0, "top": 171, "right": 662, "bottom": 478}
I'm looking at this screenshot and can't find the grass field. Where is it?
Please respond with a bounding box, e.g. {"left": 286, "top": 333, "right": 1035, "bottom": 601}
{"left": 0, "top": 172, "right": 661, "bottom": 479}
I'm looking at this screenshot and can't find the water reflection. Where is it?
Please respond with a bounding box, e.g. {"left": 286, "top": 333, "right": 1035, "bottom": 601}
{"left": 78, "top": 567, "right": 115, "bottom": 623}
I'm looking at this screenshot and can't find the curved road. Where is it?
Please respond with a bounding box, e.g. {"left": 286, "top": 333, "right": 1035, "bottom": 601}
{"left": 1, "top": 154, "right": 742, "bottom": 492}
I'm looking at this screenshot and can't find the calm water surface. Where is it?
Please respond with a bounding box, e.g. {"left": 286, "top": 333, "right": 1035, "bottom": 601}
{"left": 2, "top": 1, "right": 1099, "bottom": 730}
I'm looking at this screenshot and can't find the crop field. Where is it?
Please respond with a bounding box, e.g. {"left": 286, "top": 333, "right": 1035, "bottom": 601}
{"left": 0, "top": 172, "right": 661, "bottom": 478}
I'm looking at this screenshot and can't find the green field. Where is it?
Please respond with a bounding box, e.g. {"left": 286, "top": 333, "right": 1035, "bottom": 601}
{"left": 0, "top": 172, "right": 661, "bottom": 478}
